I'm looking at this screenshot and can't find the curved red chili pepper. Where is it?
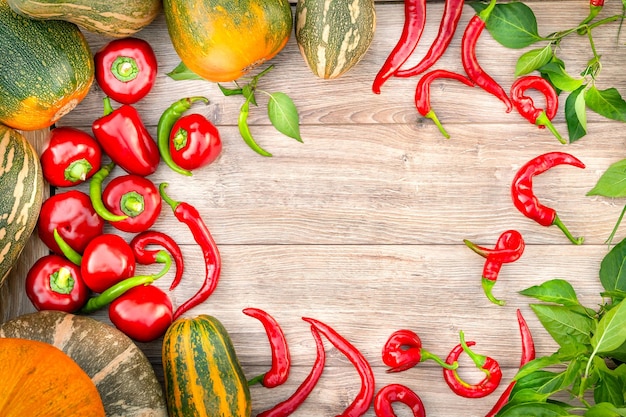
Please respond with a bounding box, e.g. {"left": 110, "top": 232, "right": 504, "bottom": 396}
{"left": 511, "top": 152, "right": 585, "bottom": 245}
{"left": 382, "top": 329, "right": 457, "bottom": 372}
{"left": 257, "top": 324, "right": 326, "bottom": 417}
{"left": 374, "top": 384, "right": 425, "bottom": 417}
{"left": 130, "top": 230, "right": 185, "bottom": 291}
{"left": 372, "top": 0, "right": 426, "bottom": 94}
{"left": 303, "top": 317, "right": 375, "bottom": 417}
{"left": 243, "top": 307, "right": 291, "bottom": 389}
{"left": 396, "top": 0, "right": 465, "bottom": 78}
{"left": 461, "top": 0, "right": 513, "bottom": 112}
{"left": 415, "top": 69, "right": 475, "bottom": 139}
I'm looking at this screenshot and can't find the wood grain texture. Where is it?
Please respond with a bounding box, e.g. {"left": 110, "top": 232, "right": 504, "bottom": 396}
{"left": 2, "top": 1, "right": 626, "bottom": 416}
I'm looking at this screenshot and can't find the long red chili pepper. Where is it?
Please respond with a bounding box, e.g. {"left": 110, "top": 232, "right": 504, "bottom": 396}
{"left": 382, "top": 328, "right": 457, "bottom": 372}
{"left": 130, "top": 230, "right": 185, "bottom": 291}
{"left": 243, "top": 307, "right": 291, "bottom": 388}
{"left": 372, "top": 0, "right": 427, "bottom": 94}
{"left": 415, "top": 69, "right": 475, "bottom": 139}
{"left": 511, "top": 152, "right": 585, "bottom": 245}
{"left": 374, "top": 383, "right": 425, "bottom": 417}
{"left": 396, "top": 0, "right": 465, "bottom": 78}
{"left": 257, "top": 324, "right": 326, "bottom": 417}
{"left": 461, "top": 0, "right": 513, "bottom": 112}
{"left": 159, "top": 183, "right": 221, "bottom": 319}
{"left": 303, "top": 317, "right": 375, "bottom": 417}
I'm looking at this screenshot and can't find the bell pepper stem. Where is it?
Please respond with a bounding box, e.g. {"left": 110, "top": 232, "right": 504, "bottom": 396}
{"left": 50, "top": 267, "right": 75, "bottom": 295}
{"left": 535, "top": 111, "right": 567, "bottom": 144}
{"left": 553, "top": 214, "right": 584, "bottom": 245}
{"left": 425, "top": 109, "right": 451, "bottom": 139}
{"left": 482, "top": 277, "right": 505, "bottom": 306}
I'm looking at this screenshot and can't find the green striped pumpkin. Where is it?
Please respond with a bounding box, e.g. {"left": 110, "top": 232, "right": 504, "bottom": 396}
{"left": 162, "top": 315, "right": 251, "bottom": 417}
{"left": 0, "top": 125, "right": 43, "bottom": 288}
{"left": 295, "top": 0, "right": 376, "bottom": 79}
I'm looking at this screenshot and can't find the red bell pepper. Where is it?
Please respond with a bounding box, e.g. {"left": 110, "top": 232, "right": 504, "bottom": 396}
{"left": 40, "top": 126, "right": 102, "bottom": 187}
{"left": 102, "top": 174, "right": 162, "bottom": 233}
{"left": 37, "top": 190, "right": 105, "bottom": 255}
{"left": 91, "top": 97, "right": 160, "bottom": 176}
{"left": 94, "top": 37, "right": 158, "bottom": 105}
{"left": 169, "top": 113, "right": 222, "bottom": 171}
{"left": 80, "top": 233, "right": 136, "bottom": 293}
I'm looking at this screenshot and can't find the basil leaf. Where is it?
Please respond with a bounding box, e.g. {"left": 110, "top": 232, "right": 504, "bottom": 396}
{"left": 565, "top": 86, "right": 587, "bottom": 143}
{"left": 511, "top": 370, "right": 566, "bottom": 401}
{"left": 516, "top": 45, "right": 554, "bottom": 76}
{"left": 593, "top": 358, "right": 626, "bottom": 408}
{"left": 167, "top": 61, "right": 205, "bottom": 81}
{"left": 599, "top": 238, "right": 626, "bottom": 293}
{"left": 591, "top": 298, "right": 626, "bottom": 354}
{"left": 498, "top": 401, "right": 574, "bottom": 416}
{"left": 515, "top": 353, "right": 566, "bottom": 381}
{"left": 519, "top": 279, "right": 580, "bottom": 306}
{"left": 585, "top": 402, "right": 626, "bottom": 417}
{"left": 539, "top": 62, "right": 584, "bottom": 93}
{"left": 478, "top": 2, "right": 543, "bottom": 48}
{"left": 268, "top": 92, "right": 302, "bottom": 142}
{"left": 587, "top": 159, "right": 626, "bottom": 198}
{"left": 585, "top": 86, "right": 626, "bottom": 122}
{"left": 531, "top": 304, "right": 594, "bottom": 346}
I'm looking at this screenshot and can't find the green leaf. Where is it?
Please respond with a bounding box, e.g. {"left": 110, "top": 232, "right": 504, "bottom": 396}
{"left": 511, "top": 370, "right": 566, "bottom": 401}
{"left": 593, "top": 358, "right": 626, "bottom": 408}
{"left": 585, "top": 402, "right": 626, "bottom": 417}
{"left": 515, "top": 46, "right": 554, "bottom": 76}
{"left": 531, "top": 304, "right": 594, "bottom": 347}
{"left": 515, "top": 353, "right": 567, "bottom": 381}
{"left": 539, "top": 62, "right": 584, "bottom": 93}
{"left": 585, "top": 86, "right": 626, "bottom": 122}
{"left": 590, "top": 298, "right": 626, "bottom": 353}
{"left": 587, "top": 159, "right": 626, "bottom": 198}
{"left": 167, "top": 61, "right": 205, "bottom": 81}
{"left": 519, "top": 279, "right": 580, "bottom": 306}
{"left": 474, "top": 2, "right": 543, "bottom": 48}
{"left": 217, "top": 84, "right": 244, "bottom": 96}
{"left": 599, "top": 238, "right": 626, "bottom": 293}
{"left": 565, "top": 86, "right": 587, "bottom": 143}
{"left": 268, "top": 92, "right": 302, "bottom": 142}
{"left": 498, "top": 401, "right": 575, "bottom": 416}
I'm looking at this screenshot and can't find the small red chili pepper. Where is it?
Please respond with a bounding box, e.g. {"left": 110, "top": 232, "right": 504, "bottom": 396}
{"left": 510, "top": 75, "right": 565, "bottom": 144}
{"left": 25, "top": 254, "right": 90, "bottom": 313}
{"left": 461, "top": 0, "right": 513, "bottom": 112}
{"left": 382, "top": 329, "right": 457, "bottom": 372}
{"left": 485, "top": 309, "right": 535, "bottom": 417}
{"left": 243, "top": 307, "right": 291, "bottom": 388}
{"left": 396, "top": 0, "right": 465, "bottom": 77}
{"left": 443, "top": 331, "right": 503, "bottom": 399}
{"left": 257, "top": 324, "right": 326, "bottom": 417}
{"left": 94, "top": 37, "right": 158, "bottom": 105}
{"left": 40, "top": 126, "right": 102, "bottom": 187}
{"left": 303, "top": 317, "right": 375, "bottom": 417}
{"left": 170, "top": 113, "right": 222, "bottom": 171}
{"left": 372, "top": 0, "right": 427, "bottom": 94}
{"left": 511, "top": 152, "right": 585, "bottom": 245}
{"left": 91, "top": 97, "right": 160, "bottom": 176}
{"left": 130, "top": 230, "right": 184, "bottom": 291}
{"left": 463, "top": 230, "right": 525, "bottom": 306}
{"left": 374, "top": 384, "right": 425, "bottom": 417}
{"left": 415, "top": 69, "right": 475, "bottom": 139}
{"left": 159, "top": 183, "right": 221, "bottom": 319}
{"left": 37, "top": 190, "right": 105, "bottom": 255}
{"left": 80, "top": 233, "right": 137, "bottom": 294}
{"left": 102, "top": 173, "right": 162, "bottom": 233}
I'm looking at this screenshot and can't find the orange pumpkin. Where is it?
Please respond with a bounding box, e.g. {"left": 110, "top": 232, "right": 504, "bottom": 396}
{"left": 0, "top": 338, "right": 105, "bottom": 417}
{"left": 163, "top": 0, "right": 293, "bottom": 82}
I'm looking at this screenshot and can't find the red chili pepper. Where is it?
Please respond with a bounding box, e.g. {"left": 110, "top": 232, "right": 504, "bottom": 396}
{"left": 461, "top": 0, "right": 513, "bottom": 112}
{"left": 159, "top": 183, "right": 221, "bottom": 320}
{"left": 170, "top": 113, "right": 222, "bottom": 171}
{"left": 374, "top": 384, "right": 425, "bottom": 417}
{"left": 382, "top": 329, "right": 457, "bottom": 372}
{"left": 396, "top": 0, "right": 465, "bottom": 77}
{"left": 37, "top": 190, "right": 105, "bottom": 255}
{"left": 510, "top": 75, "right": 565, "bottom": 144}
{"left": 91, "top": 97, "right": 160, "bottom": 176}
{"left": 257, "top": 324, "right": 326, "bottom": 417}
{"left": 415, "top": 69, "right": 475, "bottom": 139}
{"left": 40, "top": 126, "right": 102, "bottom": 187}
{"left": 25, "top": 254, "right": 89, "bottom": 313}
{"left": 372, "top": 0, "right": 427, "bottom": 94}
{"left": 485, "top": 309, "right": 535, "bottom": 417}
{"left": 302, "top": 317, "right": 375, "bottom": 417}
{"left": 130, "top": 230, "right": 185, "bottom": 291}
{"left": 443, "top": 331, "right": 502, "bottom": 399}
{"left": 94, "top": 37, "right": 158, "bottom": 105}
{"left": 80, "top": 233, "right": 136, "bottom": 294}
{"left": 463, "top": 230, "right": 525, "bottom": 306}
{"left": 243, "top": 307, "right": 291, "bottom": 388}
{"left": 511, "top": 152, "right": 585, "bottom": 245}
{"left": 102, "top": 173, "right": 162, "bottom": 233}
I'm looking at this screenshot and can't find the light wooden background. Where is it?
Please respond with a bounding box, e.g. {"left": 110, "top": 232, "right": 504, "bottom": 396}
{"left": 2, "top": 1, "right": 626, "bottom": 415}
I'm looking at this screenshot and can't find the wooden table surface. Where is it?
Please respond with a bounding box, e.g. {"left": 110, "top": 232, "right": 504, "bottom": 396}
{"left": 2, "top": 1, "right": 626, "bottom": 415}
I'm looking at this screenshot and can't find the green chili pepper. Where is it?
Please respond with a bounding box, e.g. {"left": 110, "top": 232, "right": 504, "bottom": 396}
{"left": 53, "top": 228, "right": 82, "bottom": 266}
{"left": 239, "top": 98, "right": 272, "bottom": 157}
{"left": 89, "top": 162, "right": 127, "bottom": 222}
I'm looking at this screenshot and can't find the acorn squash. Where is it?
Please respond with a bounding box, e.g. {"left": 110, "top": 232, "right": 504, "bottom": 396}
{"left": 162, "top": 0, "right": 293, "bottom": 82}
{"left": 0, "top": 0, "right": 94, "bottom": 131}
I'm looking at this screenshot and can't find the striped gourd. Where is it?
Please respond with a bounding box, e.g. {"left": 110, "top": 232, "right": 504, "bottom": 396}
{"left": 162, "top": 315, "right": 251, "bottom": 417}
{"left": 0, "top": 125, "right": 43, "bottom": 288}
{"left": 295, "top": 0, "right": 376, "bottom": 79}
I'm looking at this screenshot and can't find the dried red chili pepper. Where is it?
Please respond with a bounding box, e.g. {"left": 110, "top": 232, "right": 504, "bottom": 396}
{"left": 130, "top": 230, "right": 184, "bottom": 291}
{"left": 415, "top": 69, "right": 475, "bottom": 139}
{"left": 374, "top": 384, "right": 425, "bottom": 417}
{"left": 372, "top": 0, "right": 427, "bottom": 94}
{"left": 464, "top": 230, "right": 525, "bottom": 306}
{"left": 257, "top": 324, "right": 326, "bottom": 417}
{"left": 244, "top": 307, "right": 291, "bottom": 388}
{"left": 485, "top": 309, "right": 535, "bottom": 417}
{"left": 443, "top": 331, "right": 502, "bottom": 399}
{"left": 510, "top": 75, "right": 565, "bottom": 144}
{"left": 382, "top": 329, "right": 457, "bottom": 372}
{"left": 461, "top": 0, "right": 513, "bottom": 112}
{"left": 303, "top": 317, "right": 375, "bottom": 417}
{"left": 159, "top": 183, "right": 221, "bottom": 319}
{"left": 102, "top": 173, "right": 162, "bottom": 233}
{"left": 396, "top": 0, "right": 465, "bottom": 77}
{"left": 511, "top": 151, "right": 585, "bottom": 245}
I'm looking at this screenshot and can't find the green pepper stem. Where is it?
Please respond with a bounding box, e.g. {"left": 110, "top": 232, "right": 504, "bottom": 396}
{"left": 50, "top": 267, "right": 75, "bottom": 295}
{"left": 535, "top": 111, "right": 566, "bottom": 144}
{"left": 479, "top": 0, "right": 497, "bottom": 22}
{"left": 482, "top": 277, "right": 505, "bottom": 306}
{"left": 53, "top": 228, "right": 82, "bottom": 266}
{"left": 425, "top": 109, "right": 451, "bottom": 139}
{"left": 247, "top": 373, "right": 266, "bottom": 386}
{"left": 159, "top": 182, "right": 179, "bottom": 213}
{"left": 459, "top": 331, "right": 487, "bottom": 369}
{"left": 103, "top": 97, "right": 114, "bottom": 116}
{"left": 421, "top": 349, "right": 458, "bottom": 370}
{"left": 463, "top": 239, "right": 490, "bottom": 258}
{"left": 65, "top": 158, "right": 92, "bottom": 183}
{"left": 553, "top": 214, "right": 584, "bottom": 245}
